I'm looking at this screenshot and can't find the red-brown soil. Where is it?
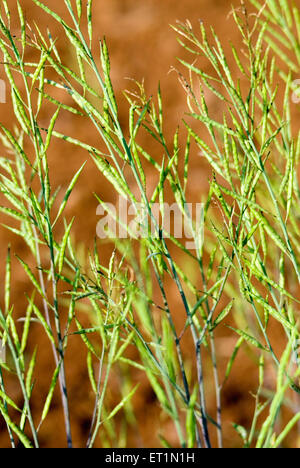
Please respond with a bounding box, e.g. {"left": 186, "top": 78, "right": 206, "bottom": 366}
{"left": 1, "top": 0, "right": 296, "bottom": 449}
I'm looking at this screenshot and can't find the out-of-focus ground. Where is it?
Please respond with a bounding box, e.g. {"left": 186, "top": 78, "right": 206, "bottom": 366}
{"left": 0, "top": 0, "right": 297, "bottom": 448}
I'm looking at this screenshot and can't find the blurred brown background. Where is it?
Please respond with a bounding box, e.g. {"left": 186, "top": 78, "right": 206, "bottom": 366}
{"left": 0, "top": 0, "right": 281, "bottom": 448}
